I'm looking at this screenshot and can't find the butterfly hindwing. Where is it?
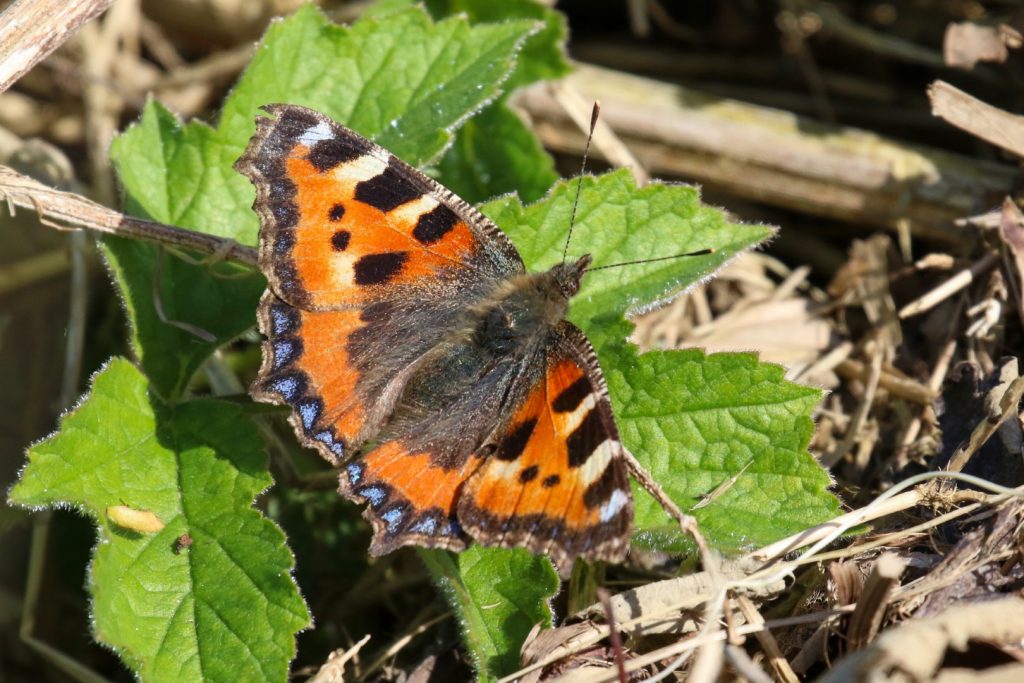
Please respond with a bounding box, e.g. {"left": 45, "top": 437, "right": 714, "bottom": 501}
{"left": 340, "top": 441, "right": 479, "bottom": 553}
{"left": 336, "top": 328, "right": 530, "bottom": 554}
{"left": 457, "top": 322, "right": 633, "bottom": 564}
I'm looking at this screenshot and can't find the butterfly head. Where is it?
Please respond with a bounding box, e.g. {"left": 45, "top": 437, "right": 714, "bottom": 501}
{"left": 550, "top": 254, "right": 593, "bottom": 300}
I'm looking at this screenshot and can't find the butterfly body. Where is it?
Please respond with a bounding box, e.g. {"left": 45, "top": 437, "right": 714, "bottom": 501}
{"left": 236, "top": 104, "right": 631, "bottom": 564}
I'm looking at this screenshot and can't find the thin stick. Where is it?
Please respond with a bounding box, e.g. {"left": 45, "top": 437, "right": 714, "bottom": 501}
{"left": 0, "top": 164, "right": 257, "bottom": 267}
{"left": 930, "top": 80, "right": 1024, "bottom": 159}
{"left": 562, "top": 101, "right": 600, "bottom": 264}
{"left": 723, "top": 645, "right": 773, "bottom": 683}
{"left": 898, "top": 252, "right": 999, "bottom": 318}
{"left": 846, "top": 554, "right": 905, "bottom": 650}
{"left": 946, "top": 375, "right": 1024, "bottom": 473}
{"left": 308, "top": 633, "right": 371, "bottom": 683}
{"left": 821, "top": 341, "right": 883, "bottom": 469}
{"left": 597, "top": 588, "right": 628, "bottom": 683}
{"left": 691, "top": 460, "right": 753, "bottom": 511}
{"left": 621, "top": 446, "right": 716, "bottom": 574}
{"left": 735, "top": 595, "right": 800, "bottom": 683}
{"left": 834, "top": 357, "right": 935, "bottom": 406}
{"left": 359, "top": 610, "right": 450, "bottom": 679}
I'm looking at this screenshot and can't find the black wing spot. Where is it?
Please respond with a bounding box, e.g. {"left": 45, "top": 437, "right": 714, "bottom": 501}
{"left": 495, "top": 418, "right": 537, "bottom": 461}
{"left": 553, "top": 376, "right": 591, "bottom": 413}
{"left": 354, "top": 252, "right": 408, "bottom": 285}
{"left": 412, "top": 204, "right": 459, "bottom": 244}
{"left": 542, "top": 474, "right": 560, "bottom": 488}
{"left": 355, "top": 164, "right": 421, "bottom": 212}
{"left": 519, "top": 465, "right": 539, "bottom": 483}
{"left": 331, "top": 230, "right": 351, "bottom": 251}
{"left": 567, "top": 410, "right": 603, "bottom": 468}
{"left": 274, "top": 108, "right": 320, "bottom": 139}
{"left": 328, "top": 203, "right": 346, "bottom": 221}
{"left": 307, "top": 137, "right": 363, "bottom": 172}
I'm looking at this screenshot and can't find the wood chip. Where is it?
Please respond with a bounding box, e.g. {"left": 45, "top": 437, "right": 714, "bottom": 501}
{"left": 929, "top": 80, "right": 1024, "bottom": 159}
{"left": 943, "top": 22, "right": 1020, "bottom": 70}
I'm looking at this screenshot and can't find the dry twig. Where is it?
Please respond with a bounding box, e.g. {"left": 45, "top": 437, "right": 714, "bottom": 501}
{"left": 929, "top": 80, "right": 1024, "bottom": 159}
{"left": 0, "top": 0, "right": 114, "bottom": 94}
{"left": 517, "top": 64, "right": 1016, "bottom": 243}
{"left": 0, "top": 164, "right": 257, "bottom": 266}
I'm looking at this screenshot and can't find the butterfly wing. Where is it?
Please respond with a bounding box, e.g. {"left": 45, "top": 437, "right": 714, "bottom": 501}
{"left": 236, "top": 104, "right": 524, "bottom": 461}
{"left": 237, "top": 104, "right": 523, "bottom": 310}
{"left": 457, "top": 322, "right": 633, "bottom": 564}
{"left": 339, "top": 334, "right": 532, "bottom": 554}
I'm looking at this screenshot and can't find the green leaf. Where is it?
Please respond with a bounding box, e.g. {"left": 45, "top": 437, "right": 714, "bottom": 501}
{"left": 223, "top": 5, "right": 539, "bottom": 165}
{"left": 605, "top": 343, "right": 838, "bottom": 552}
{"left": 8, "top": 359, "right": 310, "bottom": 682}
{"left": 108, "top": 5, "right": 538, "bottom": 398}
{"left": 482, "top": 170, "right": 837, "bottom": 551}
{"left": 414, "top": 0, "right": 571, "bottom": 90}
{"left": 483, "top": 169, "right": 773, "bottom": 327}
{"left": 420, "top": 547, "right": 558, "bottom": 681}
{"left": 435, "top": 102, "right": 559, "bottom": 204}
{"left": 427, "top": 0, "right": 571, "bottom": 204}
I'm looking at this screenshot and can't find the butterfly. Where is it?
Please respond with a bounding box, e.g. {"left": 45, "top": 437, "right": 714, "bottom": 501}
{"left": 235, "top": 104, "right": 632, "bottom": 564}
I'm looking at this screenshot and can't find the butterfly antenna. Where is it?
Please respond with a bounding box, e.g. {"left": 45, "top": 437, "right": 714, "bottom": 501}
{"left": 562, "top": 101, "right": 601, "bottom": 264}
{"left": 587, "top": 248, "right": 716, "bottom": 272}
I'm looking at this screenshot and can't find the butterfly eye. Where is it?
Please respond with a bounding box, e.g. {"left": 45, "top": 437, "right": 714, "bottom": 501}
{"left": 551, "top": 258, "right": 589, "bottom": 299}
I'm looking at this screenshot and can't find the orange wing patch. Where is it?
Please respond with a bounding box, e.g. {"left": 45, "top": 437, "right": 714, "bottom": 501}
{"left": 235, "top": 104, "right": 483, "bottom": 311}
{"left": 457, "top": 346, "right": 632, "bottom": 564}
{"left": 284, "top": 148, "right": 479, "bottom": 308}
{"left": 341, "top": 441, "right": 481, "bottom": 553}
{"left": 254, "top": 292, "right": 366, "bottom": 464}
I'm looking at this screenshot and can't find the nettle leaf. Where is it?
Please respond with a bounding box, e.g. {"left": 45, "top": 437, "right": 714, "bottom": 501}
{"left": 373, "top": 0, "right": 566, "bottom": 91}
{"left": 483, "top": 169, "right": 770, "bottom": 327}
{"left": 436, "top": 103, "right": 560, "bottom": 205}
{"left": 427, "top": 0, "right": 571, "bottom": 204}
{"left": 8, "top": 359, "right": 309, "bottom": 682}
{"left": 605, "top": 344, "right": 838, "bottom": 551}
{"left": 222, "top": 5, "right": 538, "bottom": 165}
{"left": 108, "top": 5, "right": 538, "bottom": 398}
{"left": 420, "top": 548, "right": 558, "bottom": 681}
{"left": 483, "top": 171, "right": 838, "bottom": 550}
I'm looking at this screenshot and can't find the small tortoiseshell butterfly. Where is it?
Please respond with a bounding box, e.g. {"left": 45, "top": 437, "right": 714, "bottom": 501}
{"left": 236, "top": 104, "right": 632, "bottom": 564}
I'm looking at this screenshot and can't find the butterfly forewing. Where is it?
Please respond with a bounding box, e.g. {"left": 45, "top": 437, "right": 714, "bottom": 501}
{"left": 235, "top": 104, "right": 522, "bottom": 311}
